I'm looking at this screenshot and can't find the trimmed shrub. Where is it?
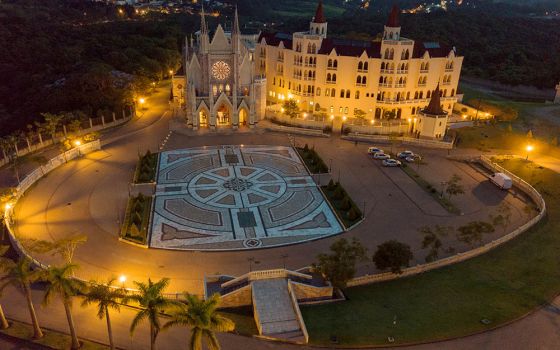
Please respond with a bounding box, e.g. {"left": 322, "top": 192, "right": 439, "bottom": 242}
{"left": 340, "top": 197, "right": 351, "bottom": 211}
{"left": 347, "top": 207, "right": 360, "bottom": 221}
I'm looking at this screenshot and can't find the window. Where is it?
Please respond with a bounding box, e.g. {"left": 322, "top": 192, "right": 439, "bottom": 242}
{"left": 331, "top": 88, "right": 336, "bottom": 96}
{"left": 333, "top": 60, "right": 338, "bottom": 68}
{"left": 317, "top": 87, "right": 321, "bottom": 96}
{"left": 328, "top": 59, "right": 333, "bottom": 68}
{"left": 340, "top": 90, "right": 345, "bottom": 98}
{"left": 355, "top": 91, "right": 360, "bottom": 99}
{"left": 364, "top": 62, "right": 368, "bottom": 71}
{"left": 358, "top": 62, "right": 363, "bottom": 71}
{"left": 346, "top": 90, "right": 350, "bottom": 98}
{"left": 325, "top": 88, "right": 330, "bottom": 97}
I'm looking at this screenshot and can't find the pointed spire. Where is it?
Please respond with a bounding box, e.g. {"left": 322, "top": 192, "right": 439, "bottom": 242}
{"left": 200, "top": 3, "right": 208, "bottom": 35}
{"left": 386, "top": 4, "right": 400, "bottom": 27}
{"left": 313, "top": 0, "right": 326, "bottom": 23}
{"left": 233, "top": 6, "right": 240, "bottom": 35}
{"left": 424, "top": 84, "right": 445, "bottom": 115}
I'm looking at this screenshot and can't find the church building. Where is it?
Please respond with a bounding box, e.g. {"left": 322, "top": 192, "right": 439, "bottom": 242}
{"left": 173, "top": 8, "right": 266, "bottom": 130}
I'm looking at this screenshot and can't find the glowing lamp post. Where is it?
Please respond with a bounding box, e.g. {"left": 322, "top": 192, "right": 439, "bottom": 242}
{"left": 525, "top": 145, "right": 534, "bottom": 161}
{"left": 74, "top": 140, "right": 82, "bottom": 156}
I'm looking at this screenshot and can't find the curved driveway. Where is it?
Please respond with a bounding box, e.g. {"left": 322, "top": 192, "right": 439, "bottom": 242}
{"left": 12, "top": 83, "right": 530, "bottom": 295}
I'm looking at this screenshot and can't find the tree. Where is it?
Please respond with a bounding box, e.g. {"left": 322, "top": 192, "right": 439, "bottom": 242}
{"left": 456, "top": 221, "right": 495, "bottom": 247}
{"left": 40, "top": 113, "right": 64, "bottom": 142}
{"left": 128, "top": 278, "right": 180, "bottom": 350}
{"left": 42, "top": 264, "right": 86, "bottom": 350}
{"left": 419, "top": 225, "right": 454, "bottom": 262}
{"left": 0, "top": 246, "right": 44, "bottom": 339}
{"left": 50, "top": 234, "right": 88, "bottom": 264}
{"left": 282, "top": 99, "right": 299, "bottom": 119}
{"left": 372, "top": 240, "right": 413, "bottom": 274}
{"left": 446, "top": 174, "right": 465, "bottom": 199}
{"left": 312, "top": 238, "right": 367, "bottom": 289}
{"left": 163, "top": 293, "right": 234, "bottom": 350}
{"left": 81, "top": 277, "right": 127, "bottom": 350}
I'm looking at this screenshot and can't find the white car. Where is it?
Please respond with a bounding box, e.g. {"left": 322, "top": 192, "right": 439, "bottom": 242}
{"left": 373, "top": 152, "right": 390, "bottom": 160}
{"left": 405, "top": 154, "right": 421, "bottom": 163}
{"left": 367, "top": 147, "right": 384, "bottom": 155}
{"left": 382, "top": 159, "right": 402, "bottom": 167}
{"left": 398, "top": 151, "right": 414, "bottom": 159}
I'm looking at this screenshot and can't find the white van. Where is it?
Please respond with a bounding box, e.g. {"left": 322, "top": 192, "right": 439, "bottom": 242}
{"left": 489, "top": 173, "right": 513, "bottom": 190}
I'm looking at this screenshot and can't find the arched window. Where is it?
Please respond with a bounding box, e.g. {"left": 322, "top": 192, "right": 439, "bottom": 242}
{"left": 381, "top": 62, "right": 386, "bottom": 70}
{"left": 384, "top": 49, "right": 390, "bottom": 59}
{"left": 412, "top": 107, "right": 416, "bottom": 115}
{"left": 358, "top": 62, "right": 363, "bottom": 71}
{"left": 451, "top": 89, "right": 455, "bottom": 97}
{"left": 379, "top": 77, "right": 384, "bottom": 84}
{"left": 332, "top": 73, "right": 337, "bottom": 82}
{"left": 317, "top": 88, "right": 321, "bottom": 96}
{"left": 364, "top": 62, "right": 368, "bottom": 71}
{"left": 326, "top": 89, "right": 330, "bottom": 97}
{"left": 362, "top": 76, "right": 367, "bottom": 85}
{"left": 355, "top": 91, "right": 360, "bottom": 99}
{"left": 340, "top": 90, "right": 345, "bottom": 98}
{"left": 346, "top": 90, "right": 350, "bottom": 98}
{"left": 312, "top": 43, "right": 316, "bottom": 53}
{"left": 375, "top": 108, "right": 381, "bottom": 118}
{"left": 390, "top": 48, "right": 394, "bottom": 59}
{"left": 419, "top": 91, "right": 423, "bottom": 99}
{"left": 333, "top": 60, "right": 338, "bottom": 68}
{"left": 427, "top": 90, "right": 431, "bottom": 99}
{"left": 328, "top": 59, "right": 333, "bottom": 68}
{"left": 331, "top": 88, "right": 336, "bottom": 96}
{"left": 327, "top": 73, "right": 331, "bottom": 82}
{"left": 414, "top": 92, "right": 418, "bottom": 99}
{"left": 356, "top": 76, "right": 361, "bottom": 84}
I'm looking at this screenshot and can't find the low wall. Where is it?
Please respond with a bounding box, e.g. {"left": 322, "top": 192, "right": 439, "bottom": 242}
{"left": 3, "top": 140, "right": 102, "bottom": 270}
{"left": 344, "top": 122, "right": 410, "bottom": 135}
{"left": 0, "top": 113, "right": 131, "bottom": 169}
{"left": 220, "top": 285, "right": 253, "bottom": 308}
{"left": 265, "top": 111, "right": 325, "bottom": 130}
{"left": 347, "top": 155, "right": 546, "bottom": 287}
{"left": 342, "top": 133, "right": 454, "bottom": 150}
{"left": 290, "top": 281, "right": 333, "bottom": 301}
{"left": 287, "top": 281, "right": 310, "bottom": 344}
{"left": 263, "top": 122, "right": 329, "bottom": 138}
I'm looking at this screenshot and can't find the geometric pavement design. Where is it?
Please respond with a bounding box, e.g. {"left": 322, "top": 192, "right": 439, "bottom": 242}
{"left": 149, "top": 145, "right": 343, "bottom": 250}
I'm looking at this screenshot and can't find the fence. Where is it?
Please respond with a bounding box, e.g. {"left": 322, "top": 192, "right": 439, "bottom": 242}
{"left": 347, "top": 155, "right": 546, "bottom": 287}
{"left": 0, "top": 111, "right": 132, "bottom": 169}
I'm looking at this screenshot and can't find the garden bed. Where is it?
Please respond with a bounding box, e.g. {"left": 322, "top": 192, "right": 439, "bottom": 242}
{"left": 120, "top": 193, "right": 152, "bottom": 245}
{"left": 296, "top": 144, "right": 329, "bottom": 174}
{"left": 401, "top": 164, "right": 461, "bottom": 215}
{"left": 321, "top": 180, "right": 362, "bottom": 228}
{"left": 133, "top": 150, "right": 158, "bottom": 183}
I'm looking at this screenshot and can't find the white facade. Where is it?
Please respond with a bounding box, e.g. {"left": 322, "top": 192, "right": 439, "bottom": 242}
{"left": 256, "top": 3, "right": 464, "bottom": 133}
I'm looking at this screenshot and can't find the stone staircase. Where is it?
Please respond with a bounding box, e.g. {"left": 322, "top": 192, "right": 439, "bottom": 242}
{"left": 252, "top": 278, "right": 305, "bottom": 343}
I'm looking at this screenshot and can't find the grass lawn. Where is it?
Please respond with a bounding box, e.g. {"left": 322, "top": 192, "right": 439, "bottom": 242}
{"left": 0, "top": 319, "right": 108, "bottom": 349}
{"left": 301, "top": 158, "right": 559, "bottom": 346}
{"left": 219, "top": 306, "right": 258, "bottom": 336}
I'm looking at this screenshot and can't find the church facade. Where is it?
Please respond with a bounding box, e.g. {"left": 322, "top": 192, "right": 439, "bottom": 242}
{"left": 173, "top": 8, "right": 266, "bottom": 130}
{"left": 256, "top": 2, "right": 464, "bottom": 138}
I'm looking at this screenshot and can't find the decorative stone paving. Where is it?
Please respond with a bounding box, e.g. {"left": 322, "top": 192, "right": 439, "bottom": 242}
{"left": 150, "top": 145, "right": 342, "bottom": 250}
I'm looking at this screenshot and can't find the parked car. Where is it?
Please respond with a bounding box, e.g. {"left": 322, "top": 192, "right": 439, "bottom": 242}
{"left": 489, "top": 172, "right": 512, "bottom": 190}
{"left": 398, "top": 150, "right": 414, "bottom": 159}
{"left": 405, "top": 154, "right": 421, "bottom": 163}
{"left": 373, "top": 152, "right": 390, "bottom": 160}
{"left": 382, "top": 159, "right": 402, "bottom": 167}
{"left": 367, "top": 147, "right": 384, "bottom": 155}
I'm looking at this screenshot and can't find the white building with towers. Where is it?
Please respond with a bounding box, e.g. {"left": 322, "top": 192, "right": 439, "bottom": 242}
{"left": 172, "top": 7, "right": 266, "bottom": 130}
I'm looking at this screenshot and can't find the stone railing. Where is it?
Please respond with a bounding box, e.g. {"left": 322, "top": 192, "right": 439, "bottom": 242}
{"left": 220, "top": 269, "right": 312, "bottom": 290}
{"left": 347, "top": 155, "right": 546, "bottom": 287}
{"left": 287, "top": 281, "right": 310, "bottom": 343}
{"left": 3, "top": 140, "right": 102, "bottom": 270}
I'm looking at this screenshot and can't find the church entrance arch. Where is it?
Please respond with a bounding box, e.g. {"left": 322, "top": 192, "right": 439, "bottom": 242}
{"left": 239, "top": 107, "right": 249, "bottom": 126}
{"left": 199, "top": 110, "right": 209, "bottom": 127}
{"left": 216, "top": 104, "right": 231, "bottom": 126}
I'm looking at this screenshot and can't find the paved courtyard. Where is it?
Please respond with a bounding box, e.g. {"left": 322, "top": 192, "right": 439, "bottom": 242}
{"left": 151, "top": 145, "right": 342, "bottom": 250}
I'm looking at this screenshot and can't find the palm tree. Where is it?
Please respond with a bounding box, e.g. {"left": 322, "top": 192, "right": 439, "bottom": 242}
{"left": 164, "top": 293, "right": 234, "bottom": 350}
{"left": 42, "top": 264, "right": 85, "bottom": 350}
{"left": 81, "top": 277, "right": 126, "bottom": 350}
{"left": 128, "top": 278, "right": 179, "bottom": 350}
{"left": 0, "top": 304, "right": 9, "bottom": 329}
{"left": 0, "top": 246, "right": 44, "bottom": 338}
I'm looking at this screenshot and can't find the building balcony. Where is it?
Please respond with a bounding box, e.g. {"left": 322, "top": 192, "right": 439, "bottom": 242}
{"left": 326, "top": 81, "right": 336, "bottom": 85}
{"left": 327, "top": 66, "right": 337, "bottom": 71}
{"left": 356, "top": 83, "right": 367, "bottom": 87}
{"left": 397, "top": 70, "right": 409, "bottom": 74}
{"left": 303, "top": 77, "right": 316, "bottom": 81}
{"left": 445, "top": 68, "right": 454, "bottom": 72}
{"left": 357, "top": 69, "right": 368, "bottom": 73}
{"left": 395, "top": 84, "right": 406, "bottom": 88}
{"left": 380, "top": 69, "right": 394, "bottom": 74}
{"left": 378, "top": 83, "right": 393, "bottom": 88}
{"left": 294, "top": 62, "right": 302, "bottom": 66}
{"left": 419, "top": 69, "right": 429, "bottom": 73}
{"left": 305, "top": 64, "right": 317, "bottom": 68}
{"left": 417, "top": 83, "right": 427, "bottom": 87}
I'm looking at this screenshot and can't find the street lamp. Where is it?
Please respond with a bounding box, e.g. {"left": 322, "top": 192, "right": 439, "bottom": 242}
{"left": 74, "top": 140, "right": 82, "bottom": 156}
{"left": 525, "top": 145, "right": 534, "bottom": 160}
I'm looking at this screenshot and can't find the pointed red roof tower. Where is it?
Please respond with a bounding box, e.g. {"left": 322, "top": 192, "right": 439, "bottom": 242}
{"left": 313, "top": 0, "right": 326, "bottom": 23}
{"left": 424, "top": 84, "right": 445, "bottom": 115}
{"left": 386, "top": 4, "right": 400, "bottom": 27}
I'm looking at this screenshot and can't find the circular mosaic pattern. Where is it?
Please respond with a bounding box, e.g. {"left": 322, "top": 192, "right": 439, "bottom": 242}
{"left": 150, "top": 146, "right": 343, "bottom": 251}
{"left": 223, "top": 178, "right": 254, "bottom": 192}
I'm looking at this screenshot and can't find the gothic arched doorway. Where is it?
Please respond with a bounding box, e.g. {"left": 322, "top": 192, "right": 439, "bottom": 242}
{"left": 217, "top": 104, "right": 231, "bottom": 126}
{"left": 199, "top": 110, "right": 208, "bottom": 127}
{"left": 239, "top": 108, "right": 248, "bottom": 126}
